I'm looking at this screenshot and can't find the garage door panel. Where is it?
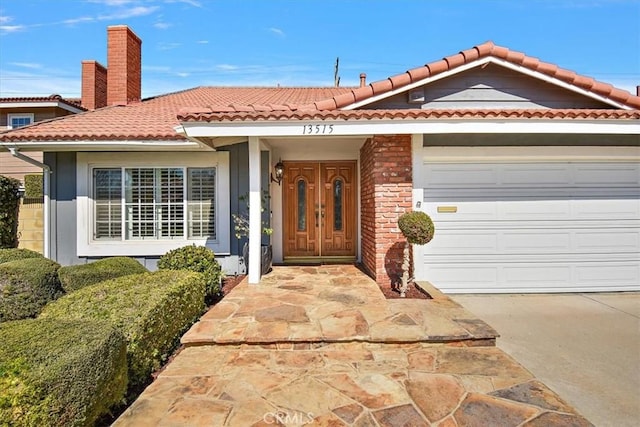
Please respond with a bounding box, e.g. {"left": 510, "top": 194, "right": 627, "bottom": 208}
{"left": 425, "top": 262, "right": 639, "bottom": 293}
{"left": 419, "top": 160, "right": 640, "bottom": 293}
{"left": 502, "top": 165, "right": 571, "bottom": 185}
{"left": 573, "top": 164, "right": 640, "bottom": 186}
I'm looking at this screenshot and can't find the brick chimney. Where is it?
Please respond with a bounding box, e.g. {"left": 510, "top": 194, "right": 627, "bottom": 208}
{"left": 107, "top": 25, "right": 142, "bottom": 105}
{"left": 81, "top": 60, "right": 107, "bottom": 110}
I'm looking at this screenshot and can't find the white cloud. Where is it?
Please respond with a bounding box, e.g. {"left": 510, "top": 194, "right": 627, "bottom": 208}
{"left": 0, "top": 69, "right": 79, "bottom": 98}
{"left": 87, "top": 0, "right": 138, "bottom": 6}
{"left": 165, "top": 0, "right": 202, "bottom": 7}
{"left": 62, "top": 16, "right": 95, "bottom": 25}
{"left": 216, "top": 64, "right": 239, "bottom": 71}
{"left": 157, "top": 42, "right": 181, "bottom": 50}
{"left": 98, "top": 5, "right": 159, "bottom": 20}
{"left": 0, "top": 15, "right": 12, "bottom": 24}
{"left": 154, "top": 21, "right": 171, "bottom": 29}
{"left": 269, "top": 27, "right": 285, "bottom": 37}
{"left": 0, "top": 25, "right": 25, "bottom": 34}
{"left": 196, "top": 40, "right": 209, "bottom": 44}
{"left": 9, "top": 62, "right": 42, "bottom": 69}
{"left": 176, "top": 72, "right": 190, "bottom": 77}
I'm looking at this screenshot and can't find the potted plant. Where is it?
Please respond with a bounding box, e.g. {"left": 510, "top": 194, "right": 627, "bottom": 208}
{"left": 232, "top": 191, "right": 273, "bottom": 275}
{"left": 397, "top": 211, "right": 435, "bottom": 297}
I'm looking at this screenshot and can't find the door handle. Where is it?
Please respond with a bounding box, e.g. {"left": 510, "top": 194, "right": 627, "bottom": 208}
{"left": 315, "top": 211, "right": 319, "bottom": 227}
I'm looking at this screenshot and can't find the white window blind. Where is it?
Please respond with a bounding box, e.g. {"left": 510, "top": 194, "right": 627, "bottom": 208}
{"left": 93, "top": 166, "right": 216, "bottom": 241}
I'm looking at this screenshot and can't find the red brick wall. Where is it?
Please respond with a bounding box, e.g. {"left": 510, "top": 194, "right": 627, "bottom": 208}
{"left": 359, "top": 134, "right": 413, "bottom": 287}
{"left": 81, "top": 60, "right": 107, "bottom": 110}
{"left": 107, "top": 26, "right": 142, "bottom": 106}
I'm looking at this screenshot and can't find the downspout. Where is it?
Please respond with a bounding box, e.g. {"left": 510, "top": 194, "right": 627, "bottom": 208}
{"left": 8, "top": 148, "right": 50, "bottom": 258}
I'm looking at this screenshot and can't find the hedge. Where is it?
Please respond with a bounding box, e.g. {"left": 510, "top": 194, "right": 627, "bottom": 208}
{"left": 158, "top": 245, "right": 223, "bottom": 299}
{"left": 58, "top": 257, "right": 148, "bottom": 293}
{"left": 0, "top": 257, "right": 63, "bottom": 322}
{"left": 0, "top": 175, "right": 21, "bottom": 249}
{"left": 23, "top": 174, "right": 43, "bottom": 199}
{"left": 0, "top": 248, "right": 42, "bottom": 264}
{"left": 0, "top": 318, "right": 127, "bottom": 427}
{"left": 41, "top": 270, "right": 206, "bottom": 390}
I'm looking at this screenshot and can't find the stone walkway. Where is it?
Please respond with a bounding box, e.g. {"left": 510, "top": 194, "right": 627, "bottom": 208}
{"left": 115, "top": 266, "right": 593, "bottom": 426}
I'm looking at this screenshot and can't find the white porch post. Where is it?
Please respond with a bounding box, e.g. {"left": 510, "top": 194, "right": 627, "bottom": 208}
{"left": 411, "top": 133, "right": 426, "bottom": 281}
{"left": 248, "top": 136, "right": 262, "bottom": 284}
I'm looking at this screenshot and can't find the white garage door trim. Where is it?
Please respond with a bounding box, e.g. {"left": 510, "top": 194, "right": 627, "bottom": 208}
{"left": 414, "top": 147, "right": 640, "bottom": 294}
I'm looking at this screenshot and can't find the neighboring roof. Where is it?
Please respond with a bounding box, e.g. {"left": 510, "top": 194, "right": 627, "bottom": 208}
{"left": 0, "top": 41, "right": 638, "bottom": 143}
{"left": 0, "top": 94, "right": 86, "bottom": 112}
{"left": 0, "top": 87, "right": 352, "bottom": 142}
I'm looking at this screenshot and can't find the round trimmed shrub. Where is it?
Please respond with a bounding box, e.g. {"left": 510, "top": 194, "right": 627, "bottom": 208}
{"left": 398, "top": 211, "right": 435, "bottom": 245}
{"left": 157, "top": 245, "right": 222, "bottom": 297}
{"left": 0, "top": 248, "right": 42, "bottom": 264}
{"left": 0, "top": 257, "right": 63, "bottom": 322}
{"left": 0, "top": 318, "right": 127, "bottom": 427}
{"left": 58, "top": 257, "right": 148, "bottom": 293}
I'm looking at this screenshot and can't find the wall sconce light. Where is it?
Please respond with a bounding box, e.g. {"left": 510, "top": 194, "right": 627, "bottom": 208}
{"left": 271, "top": 159, "right": 284, "bottom": 185}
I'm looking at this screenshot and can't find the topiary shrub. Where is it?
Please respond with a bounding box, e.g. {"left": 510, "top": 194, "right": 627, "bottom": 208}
{"left": 0, "top": 318, "right": 127, "bottom": 427}
{"left": 0, "top": 248, "right": 42, "bottom": 264}
{"left": 41, "top": 270, "right": 206, "bottom": 392}
{"left": 0, "top": 257, "right": 63, "bottom": 322}
{"left": 0, "top": 175, "right": 21, "bottom": 249}
{"left": 58, "top": 257, "right": 148, "bottom": 293}
{"left": 397, "top": 211, "right": 435, "bottom": 297}
{"left": 398, "top": 211, "right": 435, "bottom": 245}
{"left": 157, "top": 245, "right": 223, "bottom": 299}
{"left": 23, "top": 174, "right": 43, "bottom": 199}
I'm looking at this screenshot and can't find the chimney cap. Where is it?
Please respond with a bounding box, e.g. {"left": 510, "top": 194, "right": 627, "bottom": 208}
{"left": 359, "top": 73, "right": 367, "bottom": 88}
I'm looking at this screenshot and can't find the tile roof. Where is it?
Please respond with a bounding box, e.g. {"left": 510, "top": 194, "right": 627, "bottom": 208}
{"left": 0, "top": 87, "right": 352, "bottom": 142}
{"left": 178, "top": 108, "right": 640, "bottom": 122}
{"left": 0, "top": 94, "right": 85, "bottom": 110}
{"left": 0, "top": 41, "right": 638, "bottom": 143}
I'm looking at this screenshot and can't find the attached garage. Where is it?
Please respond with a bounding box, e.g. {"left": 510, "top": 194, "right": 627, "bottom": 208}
{"left": 417, "top": 146, "right": 640, "bottom": 293}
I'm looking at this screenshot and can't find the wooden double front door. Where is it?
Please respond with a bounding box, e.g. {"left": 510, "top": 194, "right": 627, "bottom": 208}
{"left": 283, "top": 161, "right": 357, "bottom": 261}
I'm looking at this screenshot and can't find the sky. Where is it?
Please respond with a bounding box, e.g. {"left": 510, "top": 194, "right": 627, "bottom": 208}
{"left": 0, "top": 0, "right": 638, "bottom": 99}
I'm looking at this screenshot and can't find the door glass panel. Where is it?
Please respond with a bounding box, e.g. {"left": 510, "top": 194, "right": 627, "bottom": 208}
{"left": 297, "top": 179, "right": 306, "bottom": 231}
{"left": 334, "top": 179, "right": 343, "bottom": 231}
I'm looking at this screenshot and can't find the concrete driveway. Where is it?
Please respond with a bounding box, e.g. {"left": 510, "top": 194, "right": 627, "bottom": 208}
{"left": 451, "top": 292, "right": 640, "bottom": 427}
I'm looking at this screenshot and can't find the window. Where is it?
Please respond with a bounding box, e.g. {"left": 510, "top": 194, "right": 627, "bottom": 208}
{"left": 92, "top": 166, "right": 216, "bottom": 241}
{"left": 78, "top": 151, "right": 230, "bottom": 257}
{"left": 7, "top": 113, "right": 34, "bottom": 129}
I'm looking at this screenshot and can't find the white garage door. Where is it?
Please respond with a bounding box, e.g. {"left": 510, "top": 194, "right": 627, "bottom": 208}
{"left": 419, "top": 161, "right": 640, "bottom": 293}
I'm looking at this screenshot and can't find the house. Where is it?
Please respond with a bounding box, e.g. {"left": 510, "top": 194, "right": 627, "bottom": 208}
{"left": 0, "top": 25, "right": 638, "bottom": 293}
{"left": 0, "top": 95, "right": 86, "bottom": 253}
{"left": 0, "top": 95, "right": 85, "bottom": 182}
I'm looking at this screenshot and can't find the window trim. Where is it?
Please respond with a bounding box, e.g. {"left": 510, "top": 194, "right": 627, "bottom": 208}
{"left": 77, "top": 151, "right": 230, "bottom": 256}
{"left": 7, "top": 113, "right": 34, "bottom": 129}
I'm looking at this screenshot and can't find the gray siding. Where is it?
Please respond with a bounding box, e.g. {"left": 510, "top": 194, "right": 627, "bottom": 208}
{"left": 423, "top": 133, "right": 640, "bottom": 147}
{"left": 44, "top": 152, "right": 81, "bottom": 266}
{"left": 45, "top": 144, "right": 266, "bottom": 276}
{"left": 369, "top": 63, "right": 611, "bottom": 110}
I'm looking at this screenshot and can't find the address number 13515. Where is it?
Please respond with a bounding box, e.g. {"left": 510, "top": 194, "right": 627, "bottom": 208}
{"left": 302, "top": 124, "right": 334, "bottom": 135}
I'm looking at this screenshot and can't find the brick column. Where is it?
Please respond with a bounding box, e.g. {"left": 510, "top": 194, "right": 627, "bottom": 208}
{"left": 359, "top": 134, "right": 413, "bottom": 287}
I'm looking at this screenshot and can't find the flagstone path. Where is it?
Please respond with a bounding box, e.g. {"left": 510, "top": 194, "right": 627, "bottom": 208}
{"left": 115, "top": 265, "right": 593, "bottom": 426}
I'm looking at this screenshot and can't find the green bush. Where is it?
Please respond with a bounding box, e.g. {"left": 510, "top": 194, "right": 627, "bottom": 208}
{"left": 0, "top": 248, "right": 42, "bottom": 264}
{"left": 158, "top": 245, "right": 223, "bottom": 298}
{"left": 0, "top": 175, "right": 21, "bottom": 249}
{"left": 0, "top": 257, "right": 63, "bottom": 322}
{"left": 41, "top": 270, "right": 206, "bottom": 391}
{"left": 398, "top": 211, "right": 435, "bottom": 245}
{"left": 23, "top": 174, "right": 43, "bottom": 198}
{"left": 0, "top": 318, "right": 127, "bottom": 427}
{"left": 58, "top": 257, "right": 148, "bottom": 293}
